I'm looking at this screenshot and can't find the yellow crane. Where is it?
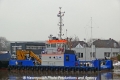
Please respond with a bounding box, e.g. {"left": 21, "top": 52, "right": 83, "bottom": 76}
{"left": 16, "top": 50, "right": 41, "bottom": 64}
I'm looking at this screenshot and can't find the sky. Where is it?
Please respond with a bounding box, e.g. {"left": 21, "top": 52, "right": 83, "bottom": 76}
{"left": 0, "top": 0, "right": 120, "bottom": 42}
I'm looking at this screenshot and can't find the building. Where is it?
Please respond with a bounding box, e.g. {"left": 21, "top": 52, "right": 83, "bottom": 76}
{"left": 93, "top": 38, "right": 120, "bottom": 48}
{"left": 10, "top": 41, "right": 46, "bottom": 55}
{"left": 72, "top": 38, "right": 120, "bottom": 61}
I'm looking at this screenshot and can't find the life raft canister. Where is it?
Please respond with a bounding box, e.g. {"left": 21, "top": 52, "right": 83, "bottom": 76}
{"left": 57, "top": 47, "right": 64, "bottom": 52}
{"left": 61, "top": 47, "right": 64, "bottom": 52}
{"left": 57, "top": 47, "right": 61, "bottom": 52}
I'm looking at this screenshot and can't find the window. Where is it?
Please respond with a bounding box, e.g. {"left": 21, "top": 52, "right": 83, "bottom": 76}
{"left": 51, "top": 44, "right": 56, "bottom": 47}
{"left": 26, "top": 46, "right": 45, "bottom": 50}
{"left": 81, "top": 53, "right": 83, "bottom": 58}
{"left": 12, "top": 47, "right": 16, "bottom": 53}
{"left": 33, "top": 46, "right": 36, "bottom": 49}
{"left": 37, "top": 46, "right": 41, "bottom": 49}
{"left": 90, "top": 52, "right": 96, "bottom": 58}
{"left": 93, "top": 52, "right": 96, "bottom": 57}
{"left": 104, "top": 52, "right": 110, "bottom": 57}
{"left": 90, "top": 52, "right": 92, "bottom": 57}
{"left": 113, "top": 52, "right": 115, "bottom": 57}
{"left": 46, "top": 44, "right": 50, "bottom": 48}
{"left": 116, "top": 53, "right": 118, "bottom": 56}
{"left": 17, "top": 46, "right": 22, "bottom": 50}
{"left": 59, "top": 56, "right": 61, "bottom": 58}
{"left": 66, "top": 55, "right": 69, "bottom": 61}
{"left": 77, "top": 53, "right": 83, "bottom": 58}
{"left": 78, "top": 53, "right": 80, "bottom": 58}
{"left": 12, "top": 46, "right": 22, "bottom": 52}
{"left": 42, "top": 47, "right": 45, "bottom": 49}
{"left": 113, "top": 52, "right": 119, "bottom": 57}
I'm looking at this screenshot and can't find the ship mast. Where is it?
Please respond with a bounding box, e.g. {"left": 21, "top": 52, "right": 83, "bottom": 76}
{"left": 57, "top": 7, "right": 65, "bottom": 39}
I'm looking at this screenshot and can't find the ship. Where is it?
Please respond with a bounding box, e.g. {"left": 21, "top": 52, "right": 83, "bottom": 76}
{"left": 0, "top": 51, "right": 11, "bottom": 69}
{"left": 7, "top": 7, "right": 114, "bottom": 72}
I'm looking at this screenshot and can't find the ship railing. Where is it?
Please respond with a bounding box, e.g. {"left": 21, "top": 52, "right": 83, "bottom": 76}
{"left": 42, "top": 48, "right": 64, "bottom": 54}
{"left": 76, "top": 61, "right": 94, "bottom": 67}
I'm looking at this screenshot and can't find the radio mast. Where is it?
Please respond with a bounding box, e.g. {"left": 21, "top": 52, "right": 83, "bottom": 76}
{"left": 57, "top": 7, "right": 65, "bottom": 39}
{"left": 91, "top": 17, "right": 93, "bottom": 60}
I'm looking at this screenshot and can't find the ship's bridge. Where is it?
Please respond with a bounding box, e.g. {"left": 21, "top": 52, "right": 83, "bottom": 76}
{"left": 44, "top": 39, "right": 68, "bottom": 54}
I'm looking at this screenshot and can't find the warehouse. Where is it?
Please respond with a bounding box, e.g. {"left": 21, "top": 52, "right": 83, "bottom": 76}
{"left": 10, "top": 41, "right": 46, "bottom": 55}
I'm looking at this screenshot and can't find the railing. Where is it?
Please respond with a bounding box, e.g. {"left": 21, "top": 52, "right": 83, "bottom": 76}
{"left": 42, "top": 48, "right": 64, "bottom": 54}
{"left": 75, "top": 61, "right": 94, "bottom": 67}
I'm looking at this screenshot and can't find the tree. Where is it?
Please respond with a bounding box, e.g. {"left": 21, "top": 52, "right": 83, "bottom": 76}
{"left": 86, "top": 38, "right": 98, "bottom": 47}
{"left": 117, "top": 55, "right": 120, "bottom": 61}
{"left": 69, "top": 36, "right": 79, "bottom": 41}
{"left": 66, "top": 36, "right": 80, "bottom": 48}
{"left": 87, "top": 38, "right": 98, "bottom": 43}
{"left": 0, "top": 37, "right": 10, "bottom": 51}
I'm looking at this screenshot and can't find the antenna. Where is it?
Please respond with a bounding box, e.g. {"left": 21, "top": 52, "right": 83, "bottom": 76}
{"left": 91, "top": 17, "right": 92, "bottom": 43}
{"left": 91, "top": 17, "right": 93, "bottom": 60}
{"left": 57, "top": 7, "right": 65, "bottom": 39}
{"left": 66, "top": 29, "right": 67, "bottom": 38}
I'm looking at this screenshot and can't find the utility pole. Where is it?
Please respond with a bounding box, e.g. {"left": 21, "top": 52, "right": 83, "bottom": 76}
{"left": 57, "top": 7, "right": 65, "bottom": 39}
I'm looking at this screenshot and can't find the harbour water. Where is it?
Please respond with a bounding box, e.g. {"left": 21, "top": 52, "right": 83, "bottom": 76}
{"left": 0, "top": 70, "right": 120, "bottom": 80}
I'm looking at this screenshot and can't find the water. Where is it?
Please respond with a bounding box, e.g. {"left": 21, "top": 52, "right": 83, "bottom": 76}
{"left": 0, "top": 70, "right": 120, "bottom": 80}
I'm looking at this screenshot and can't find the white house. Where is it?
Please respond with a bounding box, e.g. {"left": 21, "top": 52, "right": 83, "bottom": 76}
{"left": 72, "top": 38, "right": 120, "bottom": 61}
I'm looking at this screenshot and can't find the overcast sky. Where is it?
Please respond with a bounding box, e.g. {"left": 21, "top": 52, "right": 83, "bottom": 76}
{"left": 0, "top": 0, "right": 120, "bottom": 41}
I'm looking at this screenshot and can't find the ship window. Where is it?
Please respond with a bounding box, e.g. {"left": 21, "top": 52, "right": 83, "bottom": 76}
{"left": 66, "top": 55, "right": 69, "bottom": 61}
{"left": 51, "top": 44, "right": 56, "bottom": 47}
{"left": 49, "top": 57, "right": 51, "bottom": 58}
{"left": 53, "top": 56, "right": 55, "bottom": 58}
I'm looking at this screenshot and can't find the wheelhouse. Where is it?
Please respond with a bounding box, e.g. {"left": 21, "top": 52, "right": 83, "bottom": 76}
{"left": 45, "top": 39, "right": 68, "bottom": 54}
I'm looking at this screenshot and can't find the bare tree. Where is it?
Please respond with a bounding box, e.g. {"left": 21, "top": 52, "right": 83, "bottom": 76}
{"left": 87, "top": 38, "right": 98, "bottom": 43}
{"left": 0, "top": 37, "right": 10, "bottom": 51}
{"left": 86, "top": 38, "right": 98, "bottom": 47}
{"left": 69, "top": 36, "right": 79, "bottom": 41}
{"left": 67, "top": 36, "right": 80, "bottom": 48}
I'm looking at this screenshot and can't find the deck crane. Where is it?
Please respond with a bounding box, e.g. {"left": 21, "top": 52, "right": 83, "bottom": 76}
{"left": 16, "top": 50, "right": 41, "bottom": 64}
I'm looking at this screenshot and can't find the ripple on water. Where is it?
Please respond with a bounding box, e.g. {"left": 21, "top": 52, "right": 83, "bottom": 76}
{"left": 0, "top": 70, "right": 120, "bottom": 80}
